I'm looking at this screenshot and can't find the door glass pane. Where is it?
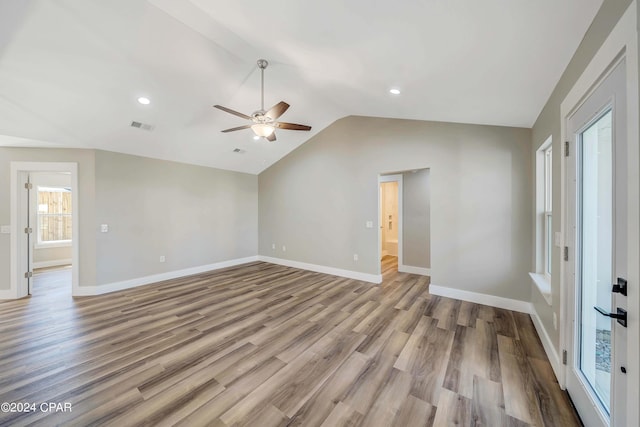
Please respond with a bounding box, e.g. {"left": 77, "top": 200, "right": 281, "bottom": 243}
{"left": 579, "top": 109, "right": 612, "bottom": 412}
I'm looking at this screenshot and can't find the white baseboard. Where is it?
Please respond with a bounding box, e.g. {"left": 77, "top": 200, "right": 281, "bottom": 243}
{"left": 74, "top": 256, "right": 260, "bottom": 296}
{"left": 398, "top": 265, "right": 431, "bottom": 276}
{"left": 258, "top": 255, "right": 382, "bottom": 284}
{"left": 33, "top": 259, "right": 72, "bottom": 269}
{"left": 0, "top": 289, "right": 16, "bottom": 300}
{"left": 428, "top": 284, "right": 533, "bottom": 314}
{"left": 530, "top": 307, "right": 563, "bottom": 385}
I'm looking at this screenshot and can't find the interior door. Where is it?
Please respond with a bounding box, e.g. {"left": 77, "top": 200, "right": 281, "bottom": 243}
{"left": 17, "top": 171, "right": 33, "bottom": 297}
{"left": 565, "top": 59, "right": 627, "bottom": 426}
{"left": 380, "top": 184, "right": 386, "bottom": 259}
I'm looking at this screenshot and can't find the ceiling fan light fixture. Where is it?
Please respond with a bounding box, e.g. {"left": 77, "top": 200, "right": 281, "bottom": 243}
{"left": 214, "top": 59, "right": 310, "bottom": 139}
{"left": 252, "top": 123, "right": 275, "bottom": 137}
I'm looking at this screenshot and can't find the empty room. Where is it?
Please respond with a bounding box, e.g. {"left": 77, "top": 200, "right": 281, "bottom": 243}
{"left": 1, "top": 0, "right": 639, "bottom": 426}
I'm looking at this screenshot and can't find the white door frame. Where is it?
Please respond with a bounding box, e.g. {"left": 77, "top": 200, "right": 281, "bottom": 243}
{"left": 378, "top": 174, "right": 403, "bottom": 273}
{"left": 559, "top": 2, "right": 639, "bottom": 425}
{"left": 10, "top": 162, "right": 80, "bottom": 298}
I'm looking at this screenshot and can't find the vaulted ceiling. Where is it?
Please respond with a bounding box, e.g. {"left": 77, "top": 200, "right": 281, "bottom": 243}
{"left": 0, "top": 0, "right": 603, "bottom": 174}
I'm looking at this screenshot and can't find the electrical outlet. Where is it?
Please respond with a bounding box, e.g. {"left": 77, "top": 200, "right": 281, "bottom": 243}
{"left": 272, "top": 243, "right": 276, "bottom": 250}
{"left": 353, "top": 254, "right": 359, "bottom": 261}
{"left": 159, "top": 256, "right": 166, "bottom": 263}
{"left": 365, "top": 221, "right": 373, "bottom": 229}
{"left": 0, "top": 225, "right": 10, "bottom": 234}
{"left": 282, "top": 245, "right": 286, "bottom": 252}
{"left": 100, "top": 224, "right": 109, "bottom": 233}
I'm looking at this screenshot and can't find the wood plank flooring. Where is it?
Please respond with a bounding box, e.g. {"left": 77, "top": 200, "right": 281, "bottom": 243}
{"left": 0, "top": 258, "right": 580, "bottom": 426}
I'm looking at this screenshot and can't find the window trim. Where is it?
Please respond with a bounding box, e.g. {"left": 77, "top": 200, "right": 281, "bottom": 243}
{"left": 543, "top": 145, "right": 553, "bottom": 279}
{"left": 531, "top": 136, "right": 553, "bottom": 306}
{"left": 34, "top": 240, "right": 72, "bottom": 250}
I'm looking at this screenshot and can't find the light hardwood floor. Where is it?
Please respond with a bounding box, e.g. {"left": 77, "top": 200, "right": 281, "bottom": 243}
{"left": 0, "top": 258, "right": 580, "bottom": 426}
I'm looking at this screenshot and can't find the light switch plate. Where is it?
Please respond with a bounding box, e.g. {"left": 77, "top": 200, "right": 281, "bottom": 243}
{"left": 365, "top": 221, "right": 373, "bottom": 228}
{"left": 0, "top": 225, "right": 10, "bottom": 234}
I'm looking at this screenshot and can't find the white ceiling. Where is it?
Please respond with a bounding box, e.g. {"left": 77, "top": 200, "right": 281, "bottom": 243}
{"left": 0, "top": 0, "right": 603, "bottom": 174}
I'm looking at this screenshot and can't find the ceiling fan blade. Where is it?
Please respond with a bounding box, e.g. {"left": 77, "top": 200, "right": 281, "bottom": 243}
{"left": 265, "top": 101, "right": 290, "bottom": 120}
{"left": 221, "top": 124, "right": 252, "bottom": 133}
{"left": 213, "top": 105, "right": 252, "bottom": 120}
{"left": 275, "top": 122, "right": 312, "bottom": 131}
{"left": 266, "top": 132, "right": 277, "bottom": 142}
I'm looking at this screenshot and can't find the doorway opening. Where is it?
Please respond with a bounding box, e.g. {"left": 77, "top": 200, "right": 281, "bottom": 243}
{"left": 380, "top": 179, "right": 400, "bottom": 276}
{"left": 10, "top": 162, "right": 79, "bottom": 299}
{"left": 378, "top": 169, "right": 431, "bottom": 279}
{"left": 32, "top": 173, "right": 74, "bottom": 297}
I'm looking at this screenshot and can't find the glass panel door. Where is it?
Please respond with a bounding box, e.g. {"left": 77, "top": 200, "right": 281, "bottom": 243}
{"left": 566, "top": 54, "right": 627, "bottom": 427}
{"left": 578, "top": 109, "right": 613, "bottom": 412}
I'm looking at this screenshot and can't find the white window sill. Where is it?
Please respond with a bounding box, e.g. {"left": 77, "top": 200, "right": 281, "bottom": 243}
{"left": 34, "top": 241, "right": 72, "bottom": 250}
{"left": 529, "top": 272, "right": 552, "bottom": 306}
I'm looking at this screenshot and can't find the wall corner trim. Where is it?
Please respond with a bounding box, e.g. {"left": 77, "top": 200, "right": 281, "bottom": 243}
{"left": 428, "top": 284, "right": 532, "bottom": 314}
{"left": 74, "top": 256, "right": 260, "bottom": 296}
{"left": 258, "top": 255, "right": 382, "bottom": 284}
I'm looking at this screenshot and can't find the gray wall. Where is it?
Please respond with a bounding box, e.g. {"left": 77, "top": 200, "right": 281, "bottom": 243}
{"left": 0, "top": 148, "right": 97, "bottom": 289}
{"left": 403, "top": 169, "right": 430, "bottom": 269}
{"left": 259, "top": 116, "right": 532, "bottom": 301}
{"left": 1, "top": 148, "right": 258, "bottom": 291}
{"left": 530, "top": 0, "right": 633, "bottom": 354}
{"left": 94, "top": 150, "right": 258, "bottom": 286}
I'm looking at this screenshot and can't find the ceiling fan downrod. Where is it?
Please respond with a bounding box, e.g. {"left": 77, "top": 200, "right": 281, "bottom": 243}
{"left": 257, "top": 59, "right": 268, "bottom": 112}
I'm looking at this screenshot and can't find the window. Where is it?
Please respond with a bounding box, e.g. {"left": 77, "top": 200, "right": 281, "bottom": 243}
{"left": 544, "top": 146, "right": 552, "bottom": 277}
{"left": 37, "top": 186, "right": 72, "bottom": 245}
{"left": 530, "top": 137, "right": 553, "bottom": 305}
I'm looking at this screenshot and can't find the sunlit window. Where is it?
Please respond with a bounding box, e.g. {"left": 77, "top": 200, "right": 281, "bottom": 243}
{"left": 37, "top": 186, "right": 72, "bottom": 244}
{"left": 544, "top": 146, "right": 552, "bottom": 277}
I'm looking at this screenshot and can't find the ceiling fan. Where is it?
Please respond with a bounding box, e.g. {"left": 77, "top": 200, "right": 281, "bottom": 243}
{"left": 214, "top": 59, "right": 312, "bottom": 142}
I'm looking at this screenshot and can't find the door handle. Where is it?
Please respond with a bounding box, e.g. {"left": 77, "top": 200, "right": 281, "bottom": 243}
{"left": 594, "top": 306, "right": 627, "bottom": 327}
{"left": 612, "top": 277, "right": 627, "bottom": 296}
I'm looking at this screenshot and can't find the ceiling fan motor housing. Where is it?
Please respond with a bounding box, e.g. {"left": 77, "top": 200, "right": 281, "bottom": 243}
{"left": 252, "top": 110, "right": 273, "bottom": 123}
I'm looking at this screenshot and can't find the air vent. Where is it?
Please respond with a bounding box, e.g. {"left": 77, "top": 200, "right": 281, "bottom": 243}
{"left": 130, "top": 121, "right": 154, "bottom": 131}
{"left": 233, "top": 148, "right": 246, "bottom": 154}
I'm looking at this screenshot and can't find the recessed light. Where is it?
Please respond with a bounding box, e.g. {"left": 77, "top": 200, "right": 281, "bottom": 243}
{"left": 389, "top": 88, "right": 401, "bottom": 95}
{"left": 253, "top": 135, "right": 260, "bottom": 140}
{"left": 137, "top": 97, "right": 151, "bottom": 105}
